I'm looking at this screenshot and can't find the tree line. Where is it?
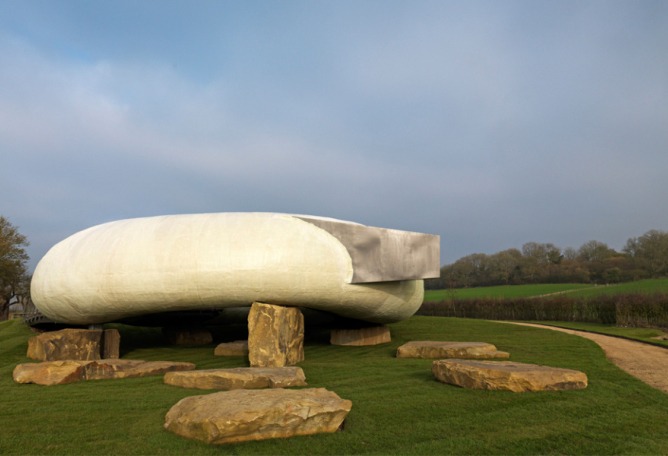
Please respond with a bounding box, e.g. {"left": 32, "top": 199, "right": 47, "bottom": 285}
{"left": 426, "top": 229, "right": 668, "bottom": 290}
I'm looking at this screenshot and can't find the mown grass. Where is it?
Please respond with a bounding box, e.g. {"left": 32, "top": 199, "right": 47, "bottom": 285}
{"left": 424, "top": 278, "right": 668, "bottom": 302}
{"left": 424, "top": 283, "right": 592, "bottom": 302}
{"left": 533, "top": 321, "right": 668, "bottom": 348}
{"left": 2, "top": 317, "right": 668, "bottom": 454}
{"left": 567, "top": 278, "right": 668, "bottom": 298}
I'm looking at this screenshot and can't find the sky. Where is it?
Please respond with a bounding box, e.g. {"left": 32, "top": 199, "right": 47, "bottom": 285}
{"left": 2, "top": 0, "right": 667, "bottom": 272}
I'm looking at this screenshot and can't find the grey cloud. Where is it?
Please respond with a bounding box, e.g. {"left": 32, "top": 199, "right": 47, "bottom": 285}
{"left": 2, "top": 1, "right": 668, "bottom": 271}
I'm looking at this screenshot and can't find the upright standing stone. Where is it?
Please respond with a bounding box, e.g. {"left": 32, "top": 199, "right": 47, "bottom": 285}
{"left": 102, "top": 329, "right": 121, "bottom": 359}
{"left": 248, "top": 302, "right": 304, "bottom": 367}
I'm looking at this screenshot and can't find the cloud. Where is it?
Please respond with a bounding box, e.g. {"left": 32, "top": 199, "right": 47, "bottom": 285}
{"left": 2, "top": 1, "right": 668, "bottom": 271}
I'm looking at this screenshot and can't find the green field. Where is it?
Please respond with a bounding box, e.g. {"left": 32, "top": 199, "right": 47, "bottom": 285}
{"left": 424, "top": 278, "right": 668, "bottom": 302}
{"left": 424, "top": 283, "right": 591, "bottom": 301}
{"left": 532, "top": 321, "right": 668, "bottom": 348}
{"left": 2, "top": 317, "right": 668, "bottom": 455}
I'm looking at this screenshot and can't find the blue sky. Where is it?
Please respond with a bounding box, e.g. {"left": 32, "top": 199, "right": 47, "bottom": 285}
{"left": 2, "top": 0, "right": 667, "bottom": 272}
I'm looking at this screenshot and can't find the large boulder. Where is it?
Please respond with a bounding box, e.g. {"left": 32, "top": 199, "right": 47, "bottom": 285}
{"left": 396, "top": 341, "right": 510, "bottom": 359}
{"left": 27, "top": 328, "right": 120, "bottom": 361}
{"left": 248, "top": 302, "right": 304, "bottom": 367}
{"left": 432, "top": 360, "right": 588, "bottom": 392}
{"left": 164, "top": 388, "right": 352, "bottom": 444}
{"left": 214, "top": 340, "right": 248, "bottom": 357}
{"left": 164, "top": 366, "right": 307, "bottom": 390}
{"left": 330, "top": 325, "right": 391, "bottom": 346}
{"left": 13, "top": 359, "right": 195, "bottom": 386}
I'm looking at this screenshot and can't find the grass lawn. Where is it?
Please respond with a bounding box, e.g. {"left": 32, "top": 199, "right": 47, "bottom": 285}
{"left": 532, "top": 321, "right": 668, "bottom": 348}
{"left": 2, "top": 316, "right": 668, "bottom": 454}
{"left": 424, "top": 279, "right": 668, "bottom": 302}
{"left": 424, "top": 283, "right": 594, "bottom": 302}
{"left": 566, "top": 278, "right": 668, "bottom": 298}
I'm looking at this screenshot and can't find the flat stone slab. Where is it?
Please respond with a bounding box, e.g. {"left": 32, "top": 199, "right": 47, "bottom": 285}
{"left": 330, "top": 326, "right": 391, "bottom": 346}
{"left": 396, "top": 341, "right": 510, "bottom": 359}
{"left": 432, "top": 360, "right": 588, "bottom": 392}
{"left": 164, "top": 387, "right": 352, "bottom": 444}
{"left": 13, "top": 359, "right": 196, "bottom": 385}
{"left": 164, "top": 366, "right": 307, "bottom": 390}
{"left": 214, "top": 340, "right": 249, "bottom": 356}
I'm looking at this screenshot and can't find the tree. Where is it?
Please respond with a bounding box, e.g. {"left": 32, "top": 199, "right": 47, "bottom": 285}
{"left": 576, "top": 240, "right": 620, "bottom": 283}
{"left": 562, "top": 247, "right": 578, "bottom": 261}
{"left": 519, "top": 242, "right": 563, "bottom": 283}
{"left": 624, "top": 230, "right": 668, "bottom": 277}
{"left": 487, "top": 249, "right": 523, "bottom": 285}
{"left": 577, "top": 240, "right": 616, "bottom": 263}
{"left": 0, "top": 216, "right": 30, "bottom": 320}
{"left": 440, "top": 253, "right": 491, "bottom": 288}
{"left": 521, "top": 242, "right": 563, "bottom": 265}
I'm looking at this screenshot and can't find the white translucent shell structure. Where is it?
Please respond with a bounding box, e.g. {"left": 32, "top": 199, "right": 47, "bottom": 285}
{"left": 31, "top": 213, "right": 440, "bottom": 325}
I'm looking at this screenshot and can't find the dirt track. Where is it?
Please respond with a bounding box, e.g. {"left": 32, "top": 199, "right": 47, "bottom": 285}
{"left": 504, "top": 322, "right": 668, "bottom": 394}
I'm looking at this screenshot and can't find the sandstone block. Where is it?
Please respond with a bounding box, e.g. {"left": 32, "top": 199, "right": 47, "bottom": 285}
{"left": 163, "top": 328, "right": 213, "bottom": 345}
{"left": 396, "top": 341, "right": 510, "bottom": 359}
{"left": 330, "top": 325, "right": 391, "bottom": 346}
{"left": 432, "top": 360, "right": 588, "bottom": 392}
{"left": 164, "top": 388, "right": 351, "bottom": 444}
{"left": 248, "top": 302, "right": 304, "bottom": 367}
{"left": 214, "top": 340, "right": 248, "bottom": 357}
{"left": 14, "top": 360, "right": 84, "bottom": 385}
{"left": 27, "top": 328, "right": 104, "bottom": 361}
{"left": 164, "top": 366, "right": 307, "bottom": 390}
{"left": 102, "top": 329, "right": 120, "bottom": 359}
{"left": 13, "top": 359, "right": 196, "bottom": 386}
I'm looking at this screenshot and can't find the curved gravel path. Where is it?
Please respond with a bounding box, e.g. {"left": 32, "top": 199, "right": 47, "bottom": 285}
{"left": 503, "top": 322, "right": 668, "bottom": 394}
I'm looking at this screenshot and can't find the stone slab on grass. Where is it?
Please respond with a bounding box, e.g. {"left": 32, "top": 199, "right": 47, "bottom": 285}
{"left": 164, "top": 387, "right": 351, "bottom": 445}
{"left": 14, "top": 359, "right": 196, "bottom": 386}
{"left": 330, "top": 326, "right": 391, "bottom": 346}
{"left": 214, "top": 340, "right": 249, "bottom": 357}
{"left": 164, "top": 366, "right": 307, "bottom": 390}
{"left": 432, "top": 359, "right": 588, "bottom": 392}
{"left": 27, "top": 328, "right": 120, "bottom": 361}
{"left": 396, "top": 341, "right": 510, "bottom": 359}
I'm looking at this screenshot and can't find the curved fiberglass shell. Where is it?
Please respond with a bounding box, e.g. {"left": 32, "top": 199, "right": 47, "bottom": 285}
{"left": 31, "top": 213, "right": 439, "bottom": 325}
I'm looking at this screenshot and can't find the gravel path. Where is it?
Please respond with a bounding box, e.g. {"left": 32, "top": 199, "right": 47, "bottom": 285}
{"left": 503, "top": 322, "right": 668, "bottom": 394}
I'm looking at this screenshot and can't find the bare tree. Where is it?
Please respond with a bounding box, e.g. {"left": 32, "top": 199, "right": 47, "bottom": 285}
{"left": 577, "top": 240, "right": 616, "bottom": 263}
